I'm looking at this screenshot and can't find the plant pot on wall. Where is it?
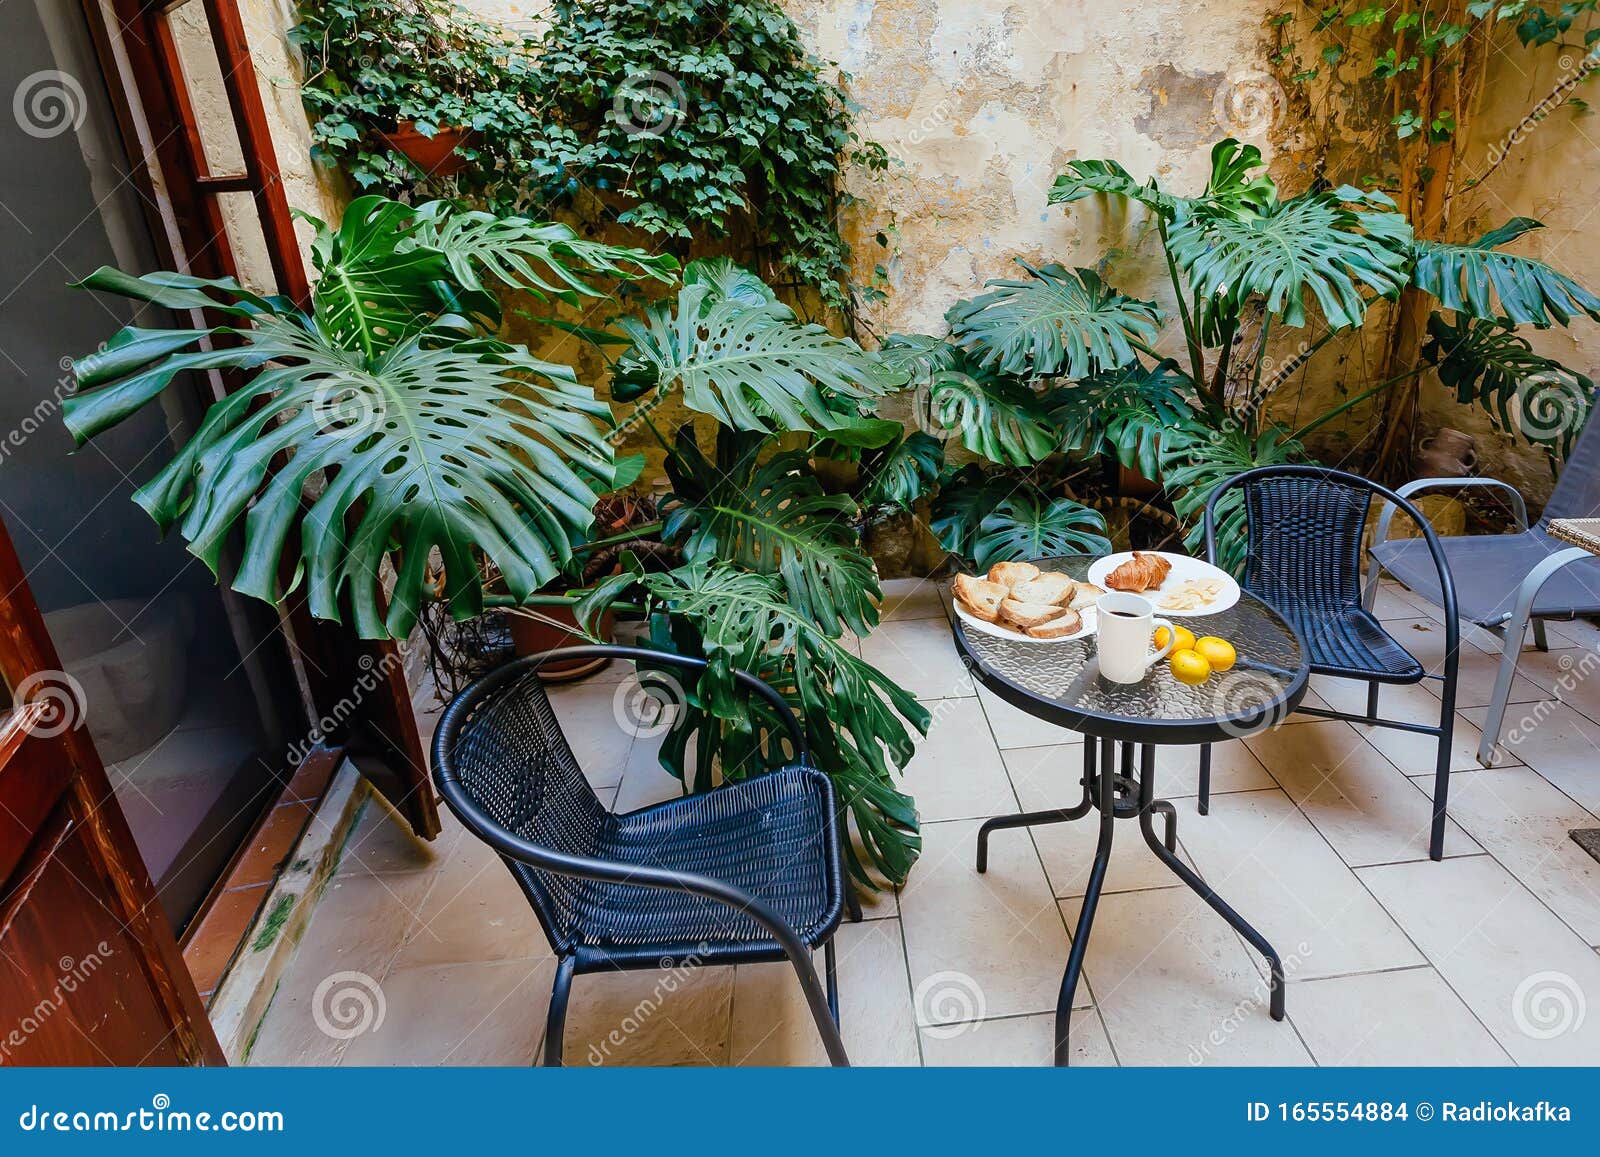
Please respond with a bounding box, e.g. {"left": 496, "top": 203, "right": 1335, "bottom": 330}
{"left": 376, "top": 122, "right": 476, "bottom": 177}
{"left": 507, "top": 604, "right": 614, "bottom": 682}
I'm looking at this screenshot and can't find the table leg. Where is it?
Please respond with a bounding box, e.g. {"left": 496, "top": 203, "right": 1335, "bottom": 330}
{"left": 976, "top": 740, "right": 1095, "bottom": 873}
{"left": 1135, "top": 744, "right": 1286, "bottom": 1021}
{"left": 1054, "top": 737, "right": 1116, "bottom": 1066}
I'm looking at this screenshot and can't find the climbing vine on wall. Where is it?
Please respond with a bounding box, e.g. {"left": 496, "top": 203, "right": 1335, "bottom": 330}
{"left": 292, "top": 0, "right": 888, "bottom": 317}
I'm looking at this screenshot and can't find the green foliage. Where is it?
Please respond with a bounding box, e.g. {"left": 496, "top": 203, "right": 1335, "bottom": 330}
{"left": 926, "top": 365, "right": 1066, "bottom": 467}
{"left": 971, "top": 492, "right": 1112, "bottom": 571}
{"left": 860, "top": 432, "right": 944, "bottom": 511}
{"left": 1410, "top": 218, "right": 1600, "bottom": 327}
{"left": 946, "top": 262, "right": 1163, "bottom": 378}
{"left": 1423, "top": 312, "right": 1596, "bottom": 460}
{"left": 639, "top": 563, "right": 928, "bottom": 888}
{"left": 611, "top": 281, "right": 908, "bottom": 432}
{"left": 1048, "top": 360, "right": 1199, "bottom": 480}
{"left": 291, "top": 0, "right": 886, "bottom": 310}
{"left": 661, "top": 427, "right": 879, "bottom": 636}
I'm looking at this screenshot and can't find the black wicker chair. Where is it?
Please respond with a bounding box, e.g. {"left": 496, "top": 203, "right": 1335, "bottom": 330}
{"left": 1199, "top": 466, "right": 1462, "bottom": 860}
{"left": 432, "top": 644, "right": 849, "bottom": 1066}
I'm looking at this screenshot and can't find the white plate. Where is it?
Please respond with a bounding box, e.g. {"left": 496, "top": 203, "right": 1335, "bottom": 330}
{"left": 954, "top": 600, "right": 1098, "bottom": 644}
{"left": 1084, "top": 552, "right": 1240, "bottom": 617}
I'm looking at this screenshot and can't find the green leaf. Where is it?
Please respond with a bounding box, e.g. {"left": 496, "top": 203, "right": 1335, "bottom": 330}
{"left": 413, "top": 201, "right": 678, "bottom": 311}
{"left": 1048, "top": 359, "right": 1199, "bottom": 479}
{"left": 947, "top": 262, "right": 1163, "bottom": 378}
{"left": 66, "top": 312, "right": 611, "bottom": 640}
{"left": 613, "top": 283, "right": 908, "bottom": 433}
{"left": 971, "top": 492, "right": 1111, "bottom": 571}
{"left": 306, "top": 196, "right": 458, "bottom": 357}
{"left": 1168, "top": 186, "right": 1412, "bottom": 329}
{"left": 1200, "top": 139, "right": 1278, "bottom": 216}
{"left": 661, "top": 428, "right": 880, "bottom": 637}
{"left": 931, "top": 465, "right": 1017, "bottom": 561}
{"left": 861, "top": 431, "right": 944, "bottom": 510}
{"left": 640, "top": 564, "right": 929, "bottom": 886}
{"left": 926, "top": 367, "right": 1065, "bottom": 466}
{"left": 1422, "top": 312, "right": 1595, "bottom": 459}
{"left": 1410, "top": 220, "right": 1600, "bottom": 327}
{"left": 1047, "top": 158, "right": 1175, "bottom": 217}
{"left": 681, "top": 255, "right": 781, "bottom": 309}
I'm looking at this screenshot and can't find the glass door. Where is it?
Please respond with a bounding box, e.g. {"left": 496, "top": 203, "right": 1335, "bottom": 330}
{"left": 0, "top": 0, "right": 298, "bottom": 932}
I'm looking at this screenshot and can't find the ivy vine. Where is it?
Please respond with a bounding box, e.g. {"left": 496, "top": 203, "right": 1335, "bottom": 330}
{"left": 291, "top": 0, "right": 888, "bottom": 316}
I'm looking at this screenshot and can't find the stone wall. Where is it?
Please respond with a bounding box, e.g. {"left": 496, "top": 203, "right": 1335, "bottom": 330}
{"left": 223, "top": 0, "right": 1599, "bottom": 504}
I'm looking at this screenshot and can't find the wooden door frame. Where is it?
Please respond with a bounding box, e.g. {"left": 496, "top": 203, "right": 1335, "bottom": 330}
{"left": 77, "top": 0, "right": 438, "bottom": 839}
{"left": 0, "top": 529, "right": 225, "bottom": 1065}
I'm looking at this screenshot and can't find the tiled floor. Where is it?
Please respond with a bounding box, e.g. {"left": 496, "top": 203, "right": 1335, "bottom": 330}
{"left": 248, "top": 579, "right": 1600, "bottom": 1066}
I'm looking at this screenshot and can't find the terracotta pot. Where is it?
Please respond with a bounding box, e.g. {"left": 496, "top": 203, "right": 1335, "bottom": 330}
{"left": 1415, "top": 426, "right": 1478, "bottom": 479}
{"left": 507, "top": 604, "right": 614, "bottom": 683}
{"left": 376, "top": 122, "right": 476, "bottom": 177}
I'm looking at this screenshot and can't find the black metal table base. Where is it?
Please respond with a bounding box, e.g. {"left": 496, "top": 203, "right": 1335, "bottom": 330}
{"left": 976, "top": 737, "right": 1286, "bottom": 1067}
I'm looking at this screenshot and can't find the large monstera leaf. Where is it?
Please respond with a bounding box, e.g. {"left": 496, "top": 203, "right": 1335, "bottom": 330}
{"left": 927, "top": 367, "right": 1066, "bottom": 466}
{"left": 1048, "top": 157, "right": 1175, "bottom": 217}
{"left": 1423, "top": 312, "right": 1595, "bottom": 460}
{"left": 1411, "top": 218, "right": 1600, "bottom": 328}
{"left": 1169, "top": 186, "right": 1412, "bottom": 330}
{"left": 612, "top": 281, "right": 908, "bottom": 432}
{"left": 67, "top": 283, "right": 612, "bottom": 639}
{"left": 947, "top": 261, "right": 1163, "bottom": 378}
{"left": 972, "top": 492, "right": 1111, "bottom": 571}
{"left": 1048, "top": 359, "right": 1198, "bottom": 479}
{"left": 411, "top": 200, "right": 677, "bottom": 314}
{"left": 640, "top": 563, "right": 929, "bottom": 887}
{"left": 661, "top": 427, "right": 880, "bottom": 636}
{"left": 931, "top": 467, "right": 1110, "bottom": 569}
{"left": 861, "top": 431, "right": 944, "bottom": 511}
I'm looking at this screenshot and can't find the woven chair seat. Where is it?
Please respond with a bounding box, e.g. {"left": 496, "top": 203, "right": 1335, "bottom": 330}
{"left": 1273, "top": 603, "right": 1424, "bottom": 682}
{"left": 513, "top": 764, "right": 843, "bottom": 968}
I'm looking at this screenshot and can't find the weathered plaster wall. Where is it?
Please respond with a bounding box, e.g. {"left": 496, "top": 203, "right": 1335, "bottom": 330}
{"left": 234, "top": 0, "right": 1598, "bottom": 503}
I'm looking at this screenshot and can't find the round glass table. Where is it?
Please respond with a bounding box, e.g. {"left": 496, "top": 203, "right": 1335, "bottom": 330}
{"left": 950, "top": 555, "right": 1310, "bottom": 1066}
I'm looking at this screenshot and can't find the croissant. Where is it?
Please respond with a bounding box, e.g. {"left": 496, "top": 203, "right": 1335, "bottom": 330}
{"left": 1104, "top": 551, "right": 1171, "bottom": 593}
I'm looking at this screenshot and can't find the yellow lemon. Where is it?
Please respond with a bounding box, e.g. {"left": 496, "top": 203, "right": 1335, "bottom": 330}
{"left": 1169, "top": 649, "right": 1212, "bottom": 685}
{"left": 1193, "top": 636, "right": 1236, "bottom": 672}
{"left": 1154, "top": 624, "right": 1196, "bottom": 653}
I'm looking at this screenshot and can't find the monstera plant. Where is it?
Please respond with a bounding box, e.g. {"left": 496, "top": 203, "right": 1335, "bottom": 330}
{"left": 891, "top": 139, "right": 1600, "bottom": 572}
{"left": 66, "top": 203, "right": 930, "bottom": 888}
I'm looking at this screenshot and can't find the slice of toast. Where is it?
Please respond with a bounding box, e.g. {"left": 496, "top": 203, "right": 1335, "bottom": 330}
{"left": 1026, "top": 608, "right": 1084, "bottom": 639}
{"left": 986, "top": 560, "right": 1041, "bottom": 588}
{"left": 999, "top": 599, "right": 1069, "bottom": 630}
{"left": 1067, "top": 581, "right": 1105, "bottom": 610}
{"left": 1011, "top": 573, "right": 1074, "bottom": 606}
{"left": 952, "top": 574, "right": 1007, "bottom": 622}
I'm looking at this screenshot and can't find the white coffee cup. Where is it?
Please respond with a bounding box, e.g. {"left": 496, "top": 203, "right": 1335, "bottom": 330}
{"left": 1096, "top": 591, "right": 1175, "bottom": 684}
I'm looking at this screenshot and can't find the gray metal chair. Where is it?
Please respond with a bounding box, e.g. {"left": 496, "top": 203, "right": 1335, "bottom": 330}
{"left": 1365, "top": 413, "right": 1600, "bottom": 764}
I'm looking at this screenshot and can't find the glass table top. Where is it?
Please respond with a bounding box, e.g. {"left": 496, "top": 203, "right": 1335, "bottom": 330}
{"left": 951, "top": 555, "right": 1309, "bottom": 744}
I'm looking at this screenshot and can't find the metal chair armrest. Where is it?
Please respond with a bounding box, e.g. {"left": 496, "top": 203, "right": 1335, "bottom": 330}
{"left": 1375, "top": 477, "right": 1530, "bottom": 547}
